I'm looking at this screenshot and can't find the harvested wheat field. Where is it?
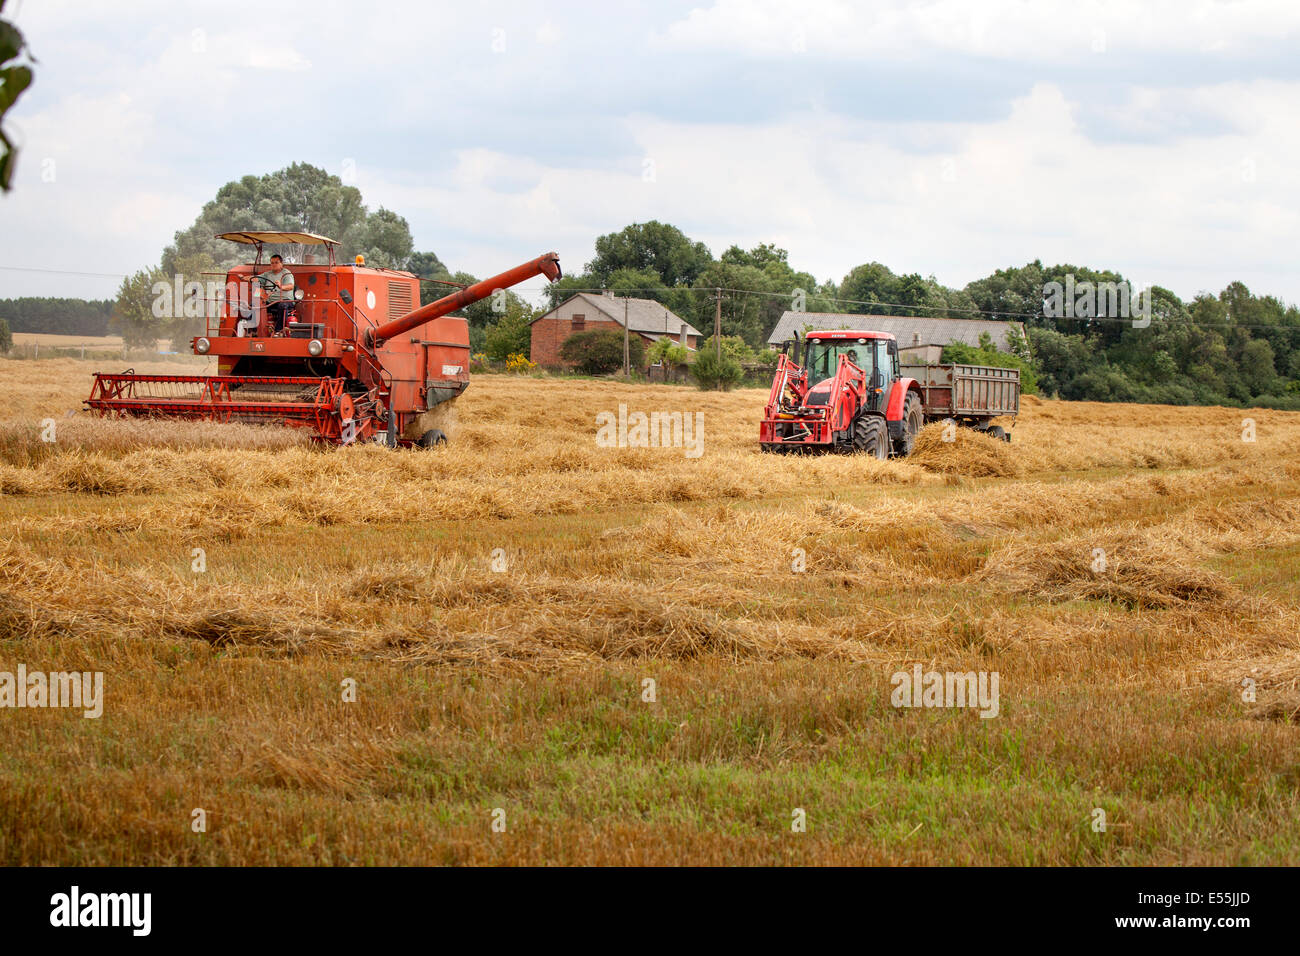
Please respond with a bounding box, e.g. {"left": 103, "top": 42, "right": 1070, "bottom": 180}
{"left": 2, "top": 356, "right": 1299, "bottom": 865}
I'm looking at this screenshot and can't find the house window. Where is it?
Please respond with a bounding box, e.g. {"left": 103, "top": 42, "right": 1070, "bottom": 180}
{"left": 571, "top": 314, "right": 585, "bottom": 331}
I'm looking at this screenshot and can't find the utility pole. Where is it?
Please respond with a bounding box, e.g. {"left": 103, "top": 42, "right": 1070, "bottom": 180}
{"left": 714, "top": 287, "right": 722, "bottom": 361}
{"left": 623, "top": 296, "right": 630, "bottom": 378}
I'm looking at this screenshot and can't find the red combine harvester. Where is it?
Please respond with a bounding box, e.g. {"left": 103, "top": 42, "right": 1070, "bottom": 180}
{"left": 759, "top": 329, "right": 1019, "bottom": 456}
{"left": 85, "top": 231, "right": 561, "bottom": 446}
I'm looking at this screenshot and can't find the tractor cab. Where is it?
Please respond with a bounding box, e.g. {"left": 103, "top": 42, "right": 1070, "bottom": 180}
{"left": 801, "top": 330, "right": 898, "bottom": 414}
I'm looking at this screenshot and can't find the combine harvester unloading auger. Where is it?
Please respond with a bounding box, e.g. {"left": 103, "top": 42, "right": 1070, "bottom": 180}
{"left": 85, "top": 232, "right": 562, "bottom": 446}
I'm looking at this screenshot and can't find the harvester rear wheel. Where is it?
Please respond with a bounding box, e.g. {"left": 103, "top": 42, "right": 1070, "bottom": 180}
{"left": 853, "top": 416, "right": 890, "bottom": 460}
{"left": 987, "top": 425, "right": 1008, "bottom": 442}
{"left": 894, "top": 391, "right": 923, "bottom": 457}
{"left": 418, "top": 428, "right": 448, "bottom": 448}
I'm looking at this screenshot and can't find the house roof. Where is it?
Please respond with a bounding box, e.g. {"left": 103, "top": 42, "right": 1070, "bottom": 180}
{"left": 767, "top": 311, "right": 1026, "bottom": 350}
{"left": 534, "top": 292, "right": 703, "bottom": 338}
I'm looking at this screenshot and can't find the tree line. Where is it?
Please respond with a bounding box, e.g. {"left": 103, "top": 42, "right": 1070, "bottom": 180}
{"left": 0, "top": 297, "right": 114, "bottom": 337}
{"left": 553, "top": 222, "right": 1300, "bottom": 410}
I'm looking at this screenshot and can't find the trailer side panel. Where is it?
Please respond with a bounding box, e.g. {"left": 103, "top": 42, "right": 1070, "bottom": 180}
{"left": 901, "top": 363, "right": 1020, "bottom": 421}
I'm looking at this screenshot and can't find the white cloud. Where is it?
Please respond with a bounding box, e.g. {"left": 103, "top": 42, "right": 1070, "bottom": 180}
{"left": 536, "top": 20, "right": 563, "bottom": 46}
{"left": 244, "top": 46, "right": 312, "bottom": 72}
{"left": 655, "top": 0, "right": 1300, "bottom": 61}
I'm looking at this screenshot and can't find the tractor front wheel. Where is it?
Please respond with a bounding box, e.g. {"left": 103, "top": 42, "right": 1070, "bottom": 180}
{"left": 853, "top": 416, "right": 890, "bottom": 460}
{"left": 894, "top": 391, "right": 923, "bottom": 457}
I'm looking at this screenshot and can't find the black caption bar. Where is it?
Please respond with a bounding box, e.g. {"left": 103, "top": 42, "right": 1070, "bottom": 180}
{"left": 0, "top": 866, "right": 1278, "bottom": 944}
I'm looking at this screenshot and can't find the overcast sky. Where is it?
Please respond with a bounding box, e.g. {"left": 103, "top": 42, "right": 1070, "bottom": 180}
{"left": 2, "top": 0, "right": 1298, "bottom": 307}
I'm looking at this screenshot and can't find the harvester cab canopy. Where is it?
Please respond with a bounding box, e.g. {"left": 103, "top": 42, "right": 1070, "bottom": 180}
{"left": 217, "top": 231, "right": 339, "bottom": 266}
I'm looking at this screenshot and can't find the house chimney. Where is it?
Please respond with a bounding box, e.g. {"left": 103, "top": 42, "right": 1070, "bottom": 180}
{"left": 913, "top": 332, "right": 921, "bottom": 345}
{"left": 679, "top": 323, "right": 687, "bottom": 347}
{"left": 603, "top": 289, "right": 614, "bottom": 298}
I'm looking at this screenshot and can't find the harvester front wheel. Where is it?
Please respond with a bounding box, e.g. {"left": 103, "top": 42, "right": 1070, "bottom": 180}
{"left": 418, "top": 429, "right": 448, "bottom": 448}
{"left": 853, "top": 416, "right": 890, "bottom": 460}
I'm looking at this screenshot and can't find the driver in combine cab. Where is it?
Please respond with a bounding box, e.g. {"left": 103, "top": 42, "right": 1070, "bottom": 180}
{"left": 259, "top": 254, "right": 295, "bottom": 335}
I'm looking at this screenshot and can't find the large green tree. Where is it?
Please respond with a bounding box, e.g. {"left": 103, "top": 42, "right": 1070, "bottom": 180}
{"left": 586, "top": 221, "right": 713, "bottom": 289}
{"left": 161, "top": 163, "right": 422, "bottom": 274}
{"left": 839, "top": 261, "right": 977, "bottom": 319}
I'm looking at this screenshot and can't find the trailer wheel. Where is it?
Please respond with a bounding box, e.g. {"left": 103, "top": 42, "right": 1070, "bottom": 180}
{"left": 418, "top": 428, "right": 447, "bottom": 448}
{"left": 987, "top": 425, "right": 1008, "bottom": 443}
{"left": 894, "top": 391, "right": 923, "bottom": 457}
{"left": 853, "top": 416, "right": 890, "bottom": 460}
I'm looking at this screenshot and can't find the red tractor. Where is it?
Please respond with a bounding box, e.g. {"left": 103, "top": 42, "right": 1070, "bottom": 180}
{"left": 760, "top": 330, "right": 923, "bottom": 457}
{"left": 759, "top": 329, "right": 1021, "bottom": 456}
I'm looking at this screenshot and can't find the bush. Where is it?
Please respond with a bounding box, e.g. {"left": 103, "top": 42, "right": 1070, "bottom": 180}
{"left": 692, "top": 348, "right": 744, "bottom": 390}
{"left": 648, "top": 337, "right": 688, "bottom": 372}
{"left": 483, "top": 310, "right": 533, "bottom": 362}
{"left": 505, "top": 352, "right": 536, "bottom": 374}
{"left": 0, "top": 317, "right": 11, "bottom": 355}
{"left": 560, "top": 328, "right": 644, "bottom": 375}
{"left": 700, "top": 334, "right": 752, "bottom": 362}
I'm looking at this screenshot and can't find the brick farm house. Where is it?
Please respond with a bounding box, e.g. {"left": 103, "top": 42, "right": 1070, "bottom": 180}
{"left": 530, "top": 292, "right": 703, "bottom": 368}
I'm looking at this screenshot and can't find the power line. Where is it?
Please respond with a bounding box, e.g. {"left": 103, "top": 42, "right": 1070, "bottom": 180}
{"left": 0, "top": 265, "right": 130, "bottom": 279}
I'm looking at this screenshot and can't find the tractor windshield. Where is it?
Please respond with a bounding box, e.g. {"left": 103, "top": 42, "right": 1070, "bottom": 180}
{"left": 804, "top": 339, "right": 872, "bottom": 385}
{"left": 803, "top": 337, "right": 895, "bottom": 412}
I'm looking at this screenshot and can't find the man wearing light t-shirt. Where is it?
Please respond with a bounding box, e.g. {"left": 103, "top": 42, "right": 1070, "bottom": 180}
{"left": 257, "top": 254, "right": 295, "bottom": 335}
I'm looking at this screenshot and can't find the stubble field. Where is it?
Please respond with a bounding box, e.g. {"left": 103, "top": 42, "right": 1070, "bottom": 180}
{"left": 1, "top": 355, "right": 1298, "bottom": 864}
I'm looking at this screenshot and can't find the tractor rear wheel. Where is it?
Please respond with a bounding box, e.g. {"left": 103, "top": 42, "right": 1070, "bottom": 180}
{"left": 894, "top": 391, "right": 923, "bottom": 457}
{"left": 853, "top": 416, "right": 890, "bottom": 460}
